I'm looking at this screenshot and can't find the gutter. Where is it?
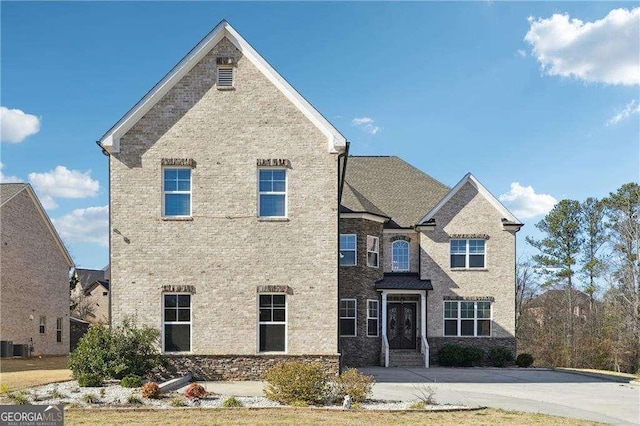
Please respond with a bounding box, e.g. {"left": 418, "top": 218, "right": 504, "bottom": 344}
{"left": 336, "top": 142, "right": 350, "bottom": 371}
{"left": 96, "top": 141, "right": 112, "bottom": 328}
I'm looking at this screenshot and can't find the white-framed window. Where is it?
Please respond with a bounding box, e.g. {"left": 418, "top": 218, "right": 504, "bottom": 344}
{"left": 366, "top": 300, "right": 379, "bottom": 337}
{"left": 444, "top": 301, "right": 491, "bottom": 337}
{"left": 340, "top": 234, "right": 357, "bottom": 266}
{"left": 340, "top": 299, "right": 357, "bottom": 337}
{"left": 367, "top": 236, "right": 379, "bottom": 268}
{"left": 217, "top": 66, "right": 234, "bottom": 88}
{"left": 163, "top": 294, "right": 191, "bottom": 352}
{"left": 258, "top": 294, "right": 286, "bottom": 352}
{"left": 56, "top": 317, "right": 63, "bottom": 343}
{"left": 39, "top": 316, "right": 46, "bottom": 334}
{"left": 258, "top": 169, "right": 287, "bottom": 218}
{"left": 450, "top": 239, "right": 485, "bottom": 268}
{"left": 392, "top": 240, "right": 409, "bottom": 271}
{"left": 163, "top": 168, "right": 192, "bottom": 217}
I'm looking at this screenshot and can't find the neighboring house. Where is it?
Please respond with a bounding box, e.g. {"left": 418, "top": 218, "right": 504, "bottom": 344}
{"left": 0, "top": 183, "right": 74, "bottom": 356}
{"left": 97, "top": 21, "right": 522, "bottom": 377}
{"left": 72, "top": 267, "right": 110, "bottom": 324}
{"left": 526, "top": 289, "right": 594, "bottom": 324}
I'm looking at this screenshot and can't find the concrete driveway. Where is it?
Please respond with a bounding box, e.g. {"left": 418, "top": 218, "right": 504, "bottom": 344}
{"left": 360, "top": 367, "right": 640, "bottom": 425}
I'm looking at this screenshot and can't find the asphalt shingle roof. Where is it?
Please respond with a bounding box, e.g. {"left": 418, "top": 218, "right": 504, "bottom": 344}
{"left": 375, "top": 273, "right": 433, "bottom": 290}
{"left": 340, "top": 156, "right": 450, "bottom": 228}
{"left": 0, "top": 183, "right": 28, "bottom": 206}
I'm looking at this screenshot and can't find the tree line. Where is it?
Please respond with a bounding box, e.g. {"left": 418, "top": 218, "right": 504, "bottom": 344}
{"left": 517, "top": 182, "right": 639, "bottom": 374}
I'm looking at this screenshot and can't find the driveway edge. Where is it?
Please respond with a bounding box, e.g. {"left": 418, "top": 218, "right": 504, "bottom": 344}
{"left": 553, "top": 367, "right": 639, "bottom": 385}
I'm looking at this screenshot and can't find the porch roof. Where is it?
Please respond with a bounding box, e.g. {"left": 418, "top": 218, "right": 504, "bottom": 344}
{"left": 375, "top": 273, "right": 433, "bottom": 291}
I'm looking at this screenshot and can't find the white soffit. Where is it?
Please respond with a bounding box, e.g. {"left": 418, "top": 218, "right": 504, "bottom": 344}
{"left": 99, "top": 20, "right": 346, "bottom": 154}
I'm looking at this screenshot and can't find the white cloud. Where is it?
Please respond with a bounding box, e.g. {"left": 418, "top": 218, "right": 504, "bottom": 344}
{"left": 52, "top": 205, "right": 109, "bottom": 247}
{"left": 499, "top": 182, "right": 558, "bottom": 219}
{"left": 28, "top": 166, "right": 100, "bottom": 209}
{"left": 352, "top": 117, "right": 381, "bottom": 135}
{"left": 524, "top": 8, "right": 640, "bottom": 85}
{"left": 516, "top": 49, "right": 527, "bottom": 58}
{"left": 0, "top": 162, "right": 23, "bottom": 183}
{"left": 606, "top": 99, "right": 640, "bottom": 126}
{"left": 0, "top": 106, "right": 41, "bottom": 143}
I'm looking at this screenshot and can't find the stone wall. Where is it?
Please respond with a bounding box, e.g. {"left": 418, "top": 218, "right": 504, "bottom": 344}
{"left": 428, "top": 337, "right": 517, "bottom": 365}
{"left": 158, "top": 354, "right": 340, "bottom": 381}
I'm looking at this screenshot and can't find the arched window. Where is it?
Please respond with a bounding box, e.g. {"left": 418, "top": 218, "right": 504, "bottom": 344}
{"left": 392, "top": 240, "right": 409, "bottom": 271}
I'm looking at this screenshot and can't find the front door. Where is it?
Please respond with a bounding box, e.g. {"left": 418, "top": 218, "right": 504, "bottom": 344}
{"left": 387, "top": 302, "right": 417, "bottom": 349}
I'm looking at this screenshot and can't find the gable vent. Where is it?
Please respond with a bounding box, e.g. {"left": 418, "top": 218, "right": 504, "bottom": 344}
{"left": 217, "top": 67, "right": 233, "bottom": 88}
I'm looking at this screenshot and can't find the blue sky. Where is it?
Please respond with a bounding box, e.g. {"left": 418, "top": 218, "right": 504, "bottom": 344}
{"left": 2, "top": 2, "right": 638, "bottom": 269}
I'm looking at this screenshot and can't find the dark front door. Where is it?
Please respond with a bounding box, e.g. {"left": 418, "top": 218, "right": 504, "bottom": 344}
{"left": 387, "top": 302, "right": 417, "bottom": 349}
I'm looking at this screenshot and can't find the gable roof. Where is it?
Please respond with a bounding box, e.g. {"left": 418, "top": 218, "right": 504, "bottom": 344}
{"left": 1, "top": 183, "right": 74, "bottom": 267}
{"left": 340, "top": 156, "right": 450, "bottom": 228}
{"left": 75, "top": 268, "right": 107, "bottom": 292}
{"left": 417, "top": 173, "right": 522, "bottom": 225}
{"left": 98, "top": 20, "right": 346, "bottom": 154}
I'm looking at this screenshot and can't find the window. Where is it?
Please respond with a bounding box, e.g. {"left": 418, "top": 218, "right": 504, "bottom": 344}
{"left": 367, "top": 236, "right": 379, "bottom": 268}
{"left": 163, "top": 294, "right": 191, "bottom": 352}
{"left": 259, "top": 294, "right": 286, "bottom": 352}
{"left": 258, "top": 169, "right": 287, "bottom": 217}
{"left": 392, "top": 240, "right": 409, "bottom": 271}
{"left": 217, "top": 66, "right": 233, "bottom": 87}
{"left": 340, "top": 299, "right": 357, "bottom": 337}
{"left": 340, "top": 234, "right": 357, "bottom": 266}
{"left": 56, "top": 317, "right": 63, "bottom": 343}
{"left": 367, "top": 300, "right": 379, "bottom": 337}
{"left": 444, "top": 301, "right": 491, "bottom": 337}
{"left": 103, "top": 292, "right": 108, "bottom": 296}
{"left": 39, "top": 316, "right": 46, "bottom": 334}
{"left": 450, "top": 239, "right": 485, "bottom": 268}
{"left": 163, "top": 168, "right": 191, "bottom": 217}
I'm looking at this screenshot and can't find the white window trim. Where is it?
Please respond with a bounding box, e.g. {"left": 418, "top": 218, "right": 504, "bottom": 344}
{"left": 391, "top": 240, "right": 410, "bottom": 271}
{"left": 366, "top": 299, "right": 379, "bottom": 337}
{"left": 340, "top": 298, "right": 357, "bottom": 337}
{"left": 257, "top": 293, "right": 287, "bottom": 353}
{"left": 367, "top": 236, "right": 379, "bottom": 268}
{"left": 162, "top": 293, "right": 192, "bottom": 354}
{"left": 217, "top": 66, "right": 234, "bottom": 88}
{"left": 443, "top": 300, "right": 492, "bottom": 337}
{"left": 340, "top": 234, "right": 357, "bottom": 266}
{"left": 450, "top": 239, "right": 486, "bottom": 269}
{"left": 56, "top": 317, "right": 63, "bottom": 343}
{"left": 257, "top": 168, "right": 288, "bottom": 219}
{"left": 162, "top": 167, "right": 192, "bottom": 218}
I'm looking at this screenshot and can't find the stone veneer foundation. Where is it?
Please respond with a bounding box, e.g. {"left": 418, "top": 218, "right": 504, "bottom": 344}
{"left": 157, "top": 354, "right": 340, "bottom": 381}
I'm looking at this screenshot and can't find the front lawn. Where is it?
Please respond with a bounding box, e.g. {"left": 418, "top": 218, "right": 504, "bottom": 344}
{"left": 0, "top": 356, "right": 71, "bottom": 391}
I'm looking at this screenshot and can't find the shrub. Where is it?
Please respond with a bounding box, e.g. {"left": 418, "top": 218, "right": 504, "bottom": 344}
{"left": 438, "top": 344, "right": 484, "bottom": 367}
{"left": 289, "top": 400, "right": 308, "bottom": 407}
{"left": 409, "top": 401, "right": 426, "bottom": 410}
{"left": 8, "top": 392, "right": 29, "bottom": 405}
{"left": 81, "top": 393, "right": 99, "bottom": 404}
{"left": 120, "top": 375, "right": 143, "bottom": 388}
{"left": 170, "top": 397, "right": 186, "bottom": 407}
{"left": 77, "top": 373, "right": 104, "bottom": 387}
{"left": 515, "top": 353, "right": 534, "bottom": 368}
{"left": 68, "top": 318, "right": 163, "bottom": 380}
{"left": 141, "top": 382, "right": 161, "bottom": 399}
{"left": 184, "top": 383, "right": 207, "bottom": 399}
{"left": 488, "top": 346, "right": 514, "bottom": 367}
{"left": 264, "top": 361, "right": 330, "bottom": 405}
{"left": 51, "top": 389, "right": 66, "bottom": 399}
{"left": 127, "top": 394, "right": 143, "bottom": 405}
{"left": 332, "top": 368, "right": 375, "bottom": 403}
{"left": 221, "top": 396, "right": 243, "bottom": 407}
{"left": 413, "top": 383, "right": 437, "bottom": 405}
{"left": 0, "top": 383, "right": 9, "bottom": 394}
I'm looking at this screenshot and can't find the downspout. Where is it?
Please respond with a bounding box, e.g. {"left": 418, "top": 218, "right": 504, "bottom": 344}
{"left": 96, "top": 141, "right": 111, "bottom": 328}
{"left": 336, "top": 142, "right": 350, "bottom": 372}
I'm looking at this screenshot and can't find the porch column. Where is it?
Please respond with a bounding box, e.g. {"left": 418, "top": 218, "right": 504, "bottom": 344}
{"left": 381, "top": 291, "right": 388, "bottom": 367}
{"left": 420, "top": 291, "right": 426, "bottom": 340}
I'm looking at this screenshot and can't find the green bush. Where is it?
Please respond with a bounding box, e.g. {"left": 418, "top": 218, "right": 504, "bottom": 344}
{"left": 120, "top": 375, "right": 143, "bottom": 388}
{"left": 488, "top": 346, "right": 514, "bottom": 367}
{"left": 68, "top": 317, "right": 163, "bottom": 380}
{"left": 141, "top": 382, "right": 161, "bottom": 399}
{"left": 77, "top": 373, "right": 104, "bottom": 387}
{"left": 263, "top": 361, "right": 330, "bottom": 405}
{"left": 515, "top": 353, "right": 534, "bottom": 368}
{"left": 331, "top": 368, "right": 375, "bottom": 403}
{"left": 221, "top": 396, "right": 243, "bottom": 407}
{"left": 81, "top": 393, "right": 99, "bottom": 404}
{"left": 437, "top": 344, "right": 484, "bottom": 367}
{"left": 127, "top": 394, "right": 143, "bottom": 405}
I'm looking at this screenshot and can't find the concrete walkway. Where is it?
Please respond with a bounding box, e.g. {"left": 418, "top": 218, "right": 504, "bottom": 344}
{"left": 195, "top": 367, "right": 639, "bottom": 425}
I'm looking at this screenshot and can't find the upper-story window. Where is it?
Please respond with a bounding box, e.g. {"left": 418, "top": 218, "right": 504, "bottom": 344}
{"left": 367, "top": 236, "right": 379, "bottom": 268}
{"left": 163, "top": 168, "right": 191, "bottom": 217}
{"left": 258, "top": 169, "right": 287, "bottom": 218}
{"left": 391, "top": 240, "right": 409, "bottom": 271}
{"left": 340, "top": 234, "right": 357, "bottom": 266}
{"left": 450, "top": 239, "right": 485, "bottom": 268}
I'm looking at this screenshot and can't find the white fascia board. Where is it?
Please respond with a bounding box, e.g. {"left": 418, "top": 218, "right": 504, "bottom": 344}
{"left": 99, "top": 21, "right": 346, "bottom": 154}
{"left": 341, "top": 212, "right": 389, "bottom": 223}
{"left": 417, "top": 173, "right": 521, "bottom": 225}
{"left": 382, "top": 229, "right": 417, "bottom": 234}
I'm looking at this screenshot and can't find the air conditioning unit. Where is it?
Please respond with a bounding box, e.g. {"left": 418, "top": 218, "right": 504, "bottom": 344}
{"left": 13, "top": 344, "right": 29, "bottom": 358}
{"left": 0, "top": 341, "right": 13, "bottom": 358}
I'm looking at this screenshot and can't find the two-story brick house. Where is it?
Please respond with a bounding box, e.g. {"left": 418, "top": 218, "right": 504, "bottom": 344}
{"left": 98, "top": 21, "right": 521, "bottom": 378}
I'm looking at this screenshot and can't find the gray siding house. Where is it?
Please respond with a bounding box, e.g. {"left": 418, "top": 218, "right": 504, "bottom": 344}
{"left": 98, "top": 21, "right": 522, "bottom": 378}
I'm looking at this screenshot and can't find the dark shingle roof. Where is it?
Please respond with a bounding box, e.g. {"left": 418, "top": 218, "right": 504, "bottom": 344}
{"left": 0, "top": 183, "right": 27, "bottom": 206}
{"left": 375, "top": 273, "right": 433, "bottom": 290}
{"left": 340, "top": 156, "right": 450, "bottom": 228}
{"left": 75, "top": 268, "right": 107, "bottom": 292}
